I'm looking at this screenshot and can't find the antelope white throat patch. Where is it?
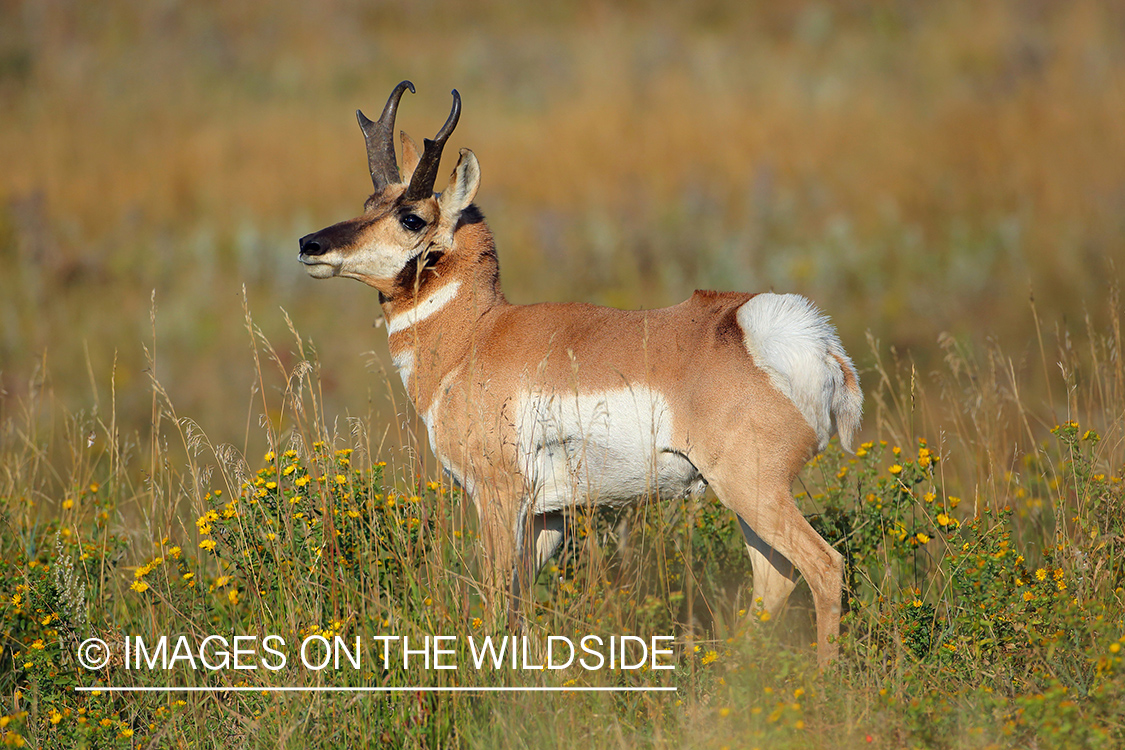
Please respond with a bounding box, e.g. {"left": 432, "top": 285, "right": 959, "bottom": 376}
{"left": 387, "top": 280, "right": 462, "bottom": 335}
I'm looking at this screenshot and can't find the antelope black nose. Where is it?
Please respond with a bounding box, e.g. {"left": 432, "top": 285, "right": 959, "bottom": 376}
{"left": 298, "top": 233, "right": 325, "bottom": 256}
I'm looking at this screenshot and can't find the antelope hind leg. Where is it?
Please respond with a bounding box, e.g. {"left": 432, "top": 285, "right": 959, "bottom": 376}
{"left": 738, "top": 515, "right": 799, "bottom": 618}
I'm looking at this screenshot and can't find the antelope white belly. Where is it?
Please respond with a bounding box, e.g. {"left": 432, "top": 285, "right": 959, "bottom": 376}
{"left": 516, "top": 387, "right": 704, "bottom": 513}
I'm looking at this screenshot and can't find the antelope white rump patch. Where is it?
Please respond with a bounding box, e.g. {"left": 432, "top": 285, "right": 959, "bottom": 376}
{"left": 737, "top": 293, "right": 861, "bottom": 451}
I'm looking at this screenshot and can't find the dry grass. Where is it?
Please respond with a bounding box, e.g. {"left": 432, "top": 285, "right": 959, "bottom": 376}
{"left": 2, "top": 282, "right": 1124, "bottom": 748}
{"left": 3, "top": 1, "right": 1125, "bottom": 451}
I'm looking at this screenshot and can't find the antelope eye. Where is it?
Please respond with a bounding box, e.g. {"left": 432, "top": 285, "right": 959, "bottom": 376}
{"left": 400, "top": 213, "right": 426, "bottom": 232}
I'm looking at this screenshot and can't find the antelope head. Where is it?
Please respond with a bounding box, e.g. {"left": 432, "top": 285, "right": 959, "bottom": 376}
{"left": 297, "top": 81, "right": 482, "bottom": 299}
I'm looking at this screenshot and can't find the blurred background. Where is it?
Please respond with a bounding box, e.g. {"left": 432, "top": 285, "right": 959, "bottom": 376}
{"left": 2, "top": 0, "right": 1123, "bottom": 454}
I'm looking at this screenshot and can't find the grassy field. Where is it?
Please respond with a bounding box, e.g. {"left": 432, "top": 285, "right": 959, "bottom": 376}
{"left": 3, "top": 1, "right": 1125, "bottom": 747}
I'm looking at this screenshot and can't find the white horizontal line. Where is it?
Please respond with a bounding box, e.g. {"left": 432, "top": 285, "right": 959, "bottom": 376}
{"left": 75, "top": 685, "right": 675, "bottom": 693}
{"left": 386, "top": 280, "right": 461, "bottom": 335}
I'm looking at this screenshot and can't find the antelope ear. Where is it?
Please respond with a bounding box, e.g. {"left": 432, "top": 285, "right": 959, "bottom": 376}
{"left": 400, "top": 131, "right": 421, "bottom": 182}
{"left": 438, "top": 149, "right": 480, "bottom": 223}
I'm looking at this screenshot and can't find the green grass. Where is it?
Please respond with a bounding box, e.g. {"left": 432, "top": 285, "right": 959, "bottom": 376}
{"left": 2, "top": 297, "right": 1125, "bottom": 749}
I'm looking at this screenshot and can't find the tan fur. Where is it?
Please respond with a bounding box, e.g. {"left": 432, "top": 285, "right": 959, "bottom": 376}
{"left": 298, "top": 97, "right": 859, "bottom": 667}
{"left": 399, "top": 131, "right": 421, "bottom": 181}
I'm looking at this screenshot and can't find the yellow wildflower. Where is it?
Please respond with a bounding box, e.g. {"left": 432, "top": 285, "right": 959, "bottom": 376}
{"left": 936, "top": 513, "right": 957, "bottom": 528}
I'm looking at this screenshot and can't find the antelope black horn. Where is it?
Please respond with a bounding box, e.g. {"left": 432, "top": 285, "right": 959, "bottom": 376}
{"left": 358, "top": 80, "right": 415, "bottom": 191}
{"left": 403, "top": 89, "right": 461, "bottom": 202}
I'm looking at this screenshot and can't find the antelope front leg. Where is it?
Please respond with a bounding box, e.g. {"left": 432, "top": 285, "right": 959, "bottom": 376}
{"left": 472, "top": 502, "right": 517, "bottom": 619}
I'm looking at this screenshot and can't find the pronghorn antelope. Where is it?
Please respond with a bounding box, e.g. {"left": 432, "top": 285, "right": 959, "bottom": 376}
{"left": 297, "top": 81, "right": 862, "bottom": 665}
